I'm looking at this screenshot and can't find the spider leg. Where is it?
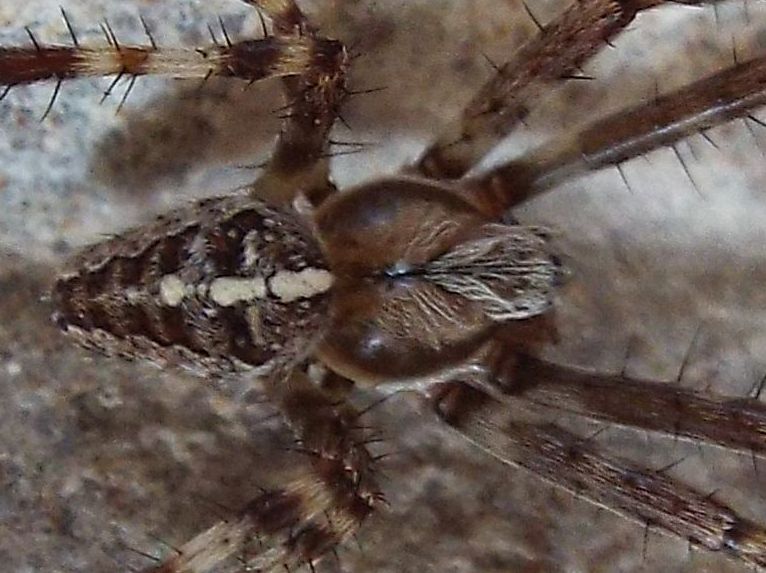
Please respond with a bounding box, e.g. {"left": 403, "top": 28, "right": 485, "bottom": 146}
{"left": 241, "top": 0, "right": 348, "bottom": 207}
{"left": 0, "top": 3, "right": 347, "bottom": 207}
{"left": 411, "top": 0, "right": 714, "bottom": 181}
{"left": 430, "top": 382, "right": 766, "bottom": 569}
{"left": 0, "top": 37, "right": 338, "bottom": 93}
{"left": 468, "top": 54, "right": 766, "bottom": 214}
{"left": 144, "top": 368, "right": 382, "bottom": 573}
{"left": 491, "top": 354, "right": 766, "bottom": 458}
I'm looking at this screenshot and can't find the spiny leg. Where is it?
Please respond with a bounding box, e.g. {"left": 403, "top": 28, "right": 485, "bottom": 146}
{"left": 412, "top": 0, "right": 714, "bottom": 181}
{"left": 490, "top": 354, "right": 766, "bottom": 458}
{"left": 0, "top": 8, "right": 347, "bottom": 207}
{"left": 431, "top": 382, "right": 766, "bottom": 569}
{"left": 0, "top": 37, "right": 339, "bottom": 86}
{"left": 466, "top": 53, "right": 766, "bottom": 214}
{"left": 144, "top": 368, "right": 383, "bottom": 573}
{"left": 243, "top": 0, "right": 349, "bottom": 206}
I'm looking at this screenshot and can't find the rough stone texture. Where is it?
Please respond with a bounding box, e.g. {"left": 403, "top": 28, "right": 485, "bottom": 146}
{"left": 1, "top": 0, "right": 766, "bottom": 572}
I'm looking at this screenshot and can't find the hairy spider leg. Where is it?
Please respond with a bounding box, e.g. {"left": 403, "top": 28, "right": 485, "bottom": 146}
{"left": 473, "top": 54, "right": 766, "bottom": 213}
{"left": 412, "top": 0, "right": 715, "bottom": 181}
{"left": 490, "top": 353, "right": 766, "bottom": 459}
{"left": 145, "top": 368, "right": 383, "bottom": 573}
{"left": 431, "top": 382, "right": 766, "bottom": 568}
{"left": 0, "top": 36, "right": 337, "bottom": 85}
{"left": 0, "top": 4, "right": 348, "bottom": 207}
{"left": 241, "top": 0, "right": 349, "bottom": 205}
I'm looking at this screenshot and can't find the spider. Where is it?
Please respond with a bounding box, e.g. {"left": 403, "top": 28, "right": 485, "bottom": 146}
{"left": 1, "top": 0, "right": 766, "bottom": 572}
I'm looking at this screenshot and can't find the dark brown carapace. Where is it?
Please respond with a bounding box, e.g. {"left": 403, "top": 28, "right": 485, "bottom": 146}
{"left": 4, "top": 0, "right": 766, "bottom": 571}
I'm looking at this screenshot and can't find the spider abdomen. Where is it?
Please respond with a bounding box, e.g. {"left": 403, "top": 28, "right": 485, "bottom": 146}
{"left": 52, "top": 194, "right": 332, "bottom": 376}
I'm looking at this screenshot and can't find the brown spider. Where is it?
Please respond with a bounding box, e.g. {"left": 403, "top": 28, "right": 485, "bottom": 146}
{"left": 1, "top": 0, "right": 762, "bottom": 571}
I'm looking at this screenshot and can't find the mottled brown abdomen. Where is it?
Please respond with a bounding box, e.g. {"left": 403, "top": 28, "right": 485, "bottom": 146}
{"left": 52, "top": 194, "right": 333, "bottom": 377}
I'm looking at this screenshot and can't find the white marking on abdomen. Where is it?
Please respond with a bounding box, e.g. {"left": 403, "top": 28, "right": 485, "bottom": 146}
{"left": 209, "top": 277, "right": 268, "bottom": 306}
{"left": 159, "top": 274, "right": 186, "bottom": 307}
{"left": 268, "top": 268, "right": 334, "bottom": 302}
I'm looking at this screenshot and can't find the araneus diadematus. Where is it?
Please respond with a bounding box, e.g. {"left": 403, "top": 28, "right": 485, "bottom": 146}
{"left": 1, "top": 0, "right": 766, "bottom": 571}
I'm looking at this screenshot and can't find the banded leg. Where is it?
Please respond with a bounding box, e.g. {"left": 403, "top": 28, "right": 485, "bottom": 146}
{"left": 244, "top": 0, "right": 348, "bottom": 205}
{"left": 492, "top": 354, "right": 766, "bottom": 458}
{"left": 468, "top": 53, "right": 766, "bottom": 215}
{"left": 146, "top": 369, "right": 383, "bottom": 573}
{"left": 412, "top": 0, "right": 711, "bottom": 181}
{"left": 0, "top": 6, "right": 347, "bottom": 206}
{"left": 0, "top": 35, "right": 342, "bottom": 94}
{"left": 431, "top": 382, "right": 766, "bottom": 569}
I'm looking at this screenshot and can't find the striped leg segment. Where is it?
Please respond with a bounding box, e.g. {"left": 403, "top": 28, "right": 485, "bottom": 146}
{"left": 145, "top": 467, "right": 376, "bottom": 573}
{"left": 469, "top": 54, "right": 766, "bottom": 214}
{"left": 412, "top": 0, "right": 711, "bottom": 181}
{"left": 0, "top": 37, "right": 342, "bottom": 86}
{"left": 145, "top": 370, "right": 383, "bottom": 573}
{"left": 0, "top": 4, "right": 347, "bottom": 206}
{"left": 431, "top": 382, "right": 766, "bottom": 568}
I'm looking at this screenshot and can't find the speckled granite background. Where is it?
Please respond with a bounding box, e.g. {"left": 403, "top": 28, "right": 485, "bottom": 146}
{"left": 1, "top": 1, "right": 766, "bottom": 572}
